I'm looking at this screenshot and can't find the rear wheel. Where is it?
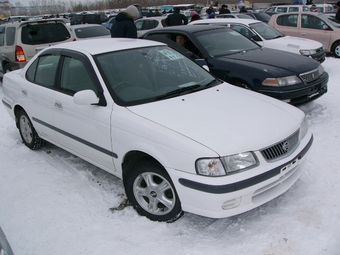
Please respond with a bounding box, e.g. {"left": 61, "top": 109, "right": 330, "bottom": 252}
{"left": 332, "top": 41, "right": 340, "bottom": 58}
{"left": 17, "top": 110, "right": 45, "bottom": 150}
{"left": 3, "top": 63, "right": 13, "bottom": 74}
{"left": 124, "top": 160, "right": 183, "bottom": 222}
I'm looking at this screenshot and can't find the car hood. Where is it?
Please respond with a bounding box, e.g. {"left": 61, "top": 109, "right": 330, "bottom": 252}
{"left": 218, "top": 48, "right": 319, "bottom": 74}
{"left": 127, "top": 83, "right": 303, "bottom": 155}
{"left": 266, "top": 35, "right": 323, "bottom": 50}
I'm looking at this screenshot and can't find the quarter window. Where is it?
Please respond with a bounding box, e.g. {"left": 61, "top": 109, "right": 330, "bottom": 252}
{"left": 26, "top": 54, "right": 60, "bottom": 88}
{"left": 6, "top": 27, "right": 16, "bottom": 46}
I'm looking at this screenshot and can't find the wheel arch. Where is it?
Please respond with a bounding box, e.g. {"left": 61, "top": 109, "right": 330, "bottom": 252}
{"left": 121, "top": 150, "right": 163, "bottom": 185}
{"left": 13, "top": 105, "right": 26, "bottom": 128}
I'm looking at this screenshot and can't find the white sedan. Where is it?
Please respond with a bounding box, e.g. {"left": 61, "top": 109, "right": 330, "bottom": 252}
{"left": 2, "top": 38, "right": 313, "bottom": 222}
{"left": 69, "top": 24, "right": 111, "bottom": 40}
{"left": 189, "top": 18, "right": 326, "bottom": 62}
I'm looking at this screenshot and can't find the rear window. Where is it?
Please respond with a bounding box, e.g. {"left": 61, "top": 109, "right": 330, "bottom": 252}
{"left": 74, "top": 26, "right": 110, "bottom": 38}
{"left": 21, "top": 23, "right": 71, "bottom": 45}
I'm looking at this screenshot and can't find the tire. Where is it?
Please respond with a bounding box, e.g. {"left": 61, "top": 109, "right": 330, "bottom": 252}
{"left": 17, "top": 110, "right": 45, "bottom": 150}
{"left": 3, "top": 63, "right": 13, "bottom": 74}
{"left": 332, "top": 41, "right": 340, "bottom": 58}
{"left": 124, "top": 160, "right": 183, "bottom": 222}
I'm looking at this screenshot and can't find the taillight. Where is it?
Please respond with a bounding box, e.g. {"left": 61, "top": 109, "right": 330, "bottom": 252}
{"left": 15, "top": 46, "right": 26, "bottom": 62}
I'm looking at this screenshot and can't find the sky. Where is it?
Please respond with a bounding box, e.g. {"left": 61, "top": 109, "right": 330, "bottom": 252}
{"left": 0, "top": 57, "right": 340, "bottom": 255}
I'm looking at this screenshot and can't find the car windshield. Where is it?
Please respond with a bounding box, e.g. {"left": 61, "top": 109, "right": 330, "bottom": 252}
{"left": 195, "top": 28, "right": 260, "bottom": 57}
{"left": 321, "top": 14, "right": 340, "bottom": 28}
{"left": 249, "top": 21, "right": 284, "bottom": 40}
{"left": 74, "top": 26, "right": 110, "bottom": 38}
{"left": 95, "top": 46, "right": 220, "bottom": 106}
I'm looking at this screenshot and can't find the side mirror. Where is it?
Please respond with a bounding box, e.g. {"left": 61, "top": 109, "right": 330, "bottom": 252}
{"left": 73, "top": 90, "right": 99, "bottom": 105}
{"left": 322, "top": 24, "right": 328, "bottom": 30}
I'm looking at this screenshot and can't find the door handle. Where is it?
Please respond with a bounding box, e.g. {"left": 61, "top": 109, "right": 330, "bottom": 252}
{"left": 54, "top": 101, "right": 63, "bottom": 110}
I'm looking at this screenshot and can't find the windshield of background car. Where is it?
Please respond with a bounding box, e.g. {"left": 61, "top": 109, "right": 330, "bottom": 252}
{"left": 21, "top": 22, "right": 71, "bottom": 44}
{"left": 195, "top": 28, "right": 260, "bottom": 57}
{"left": 249, "top": 21, "right": 284, "bottom": 40}
{"left": 95, "top": 46, "right": 220, "bottom": 106}
{"left": 74, "top": 26, "right": 110, "bottom": 38}
{"left": 322, "top": 14, "right": 340, "bottom": 27}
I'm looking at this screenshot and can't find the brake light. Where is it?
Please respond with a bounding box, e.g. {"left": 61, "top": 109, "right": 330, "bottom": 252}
{"left": 15, "top": 46, "right": 26, "bottom": 62}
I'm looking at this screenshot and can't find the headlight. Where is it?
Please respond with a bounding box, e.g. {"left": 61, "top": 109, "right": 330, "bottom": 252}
{"left": 299, "top": 117, "right": 309, "bottom": 140}
{"left": 196, "top": 158, "right": 226, "bottom": 176}
{"left": 262, "top": 75, "right": 301, "bottom": 86}
{"left": 196, "top": 152, "right": 258, "bottom": 176}
{"left": 317, "top": 64, "right": 324, "bottom": 75}
{"left": 221, "top": 152, "right": 258, "bottom": 174}
{"left": 299, "top": 49, "right": 317, "bottom": 56}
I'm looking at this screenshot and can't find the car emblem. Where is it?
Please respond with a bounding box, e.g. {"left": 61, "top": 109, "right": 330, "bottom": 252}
{"left": 282, "top": 140, "right": 290, "bottom": 152}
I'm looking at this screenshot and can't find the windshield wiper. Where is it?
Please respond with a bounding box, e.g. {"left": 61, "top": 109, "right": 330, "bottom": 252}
{"left": 156, "top": 84, "right": 201, "bottom": 100}
{"left": 205, "top": 79, "right": 221, "bottom": 88}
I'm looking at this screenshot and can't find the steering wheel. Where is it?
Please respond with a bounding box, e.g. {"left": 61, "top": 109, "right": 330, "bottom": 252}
{"left": 113, "top": 81, "right": 134, "bottom": 92}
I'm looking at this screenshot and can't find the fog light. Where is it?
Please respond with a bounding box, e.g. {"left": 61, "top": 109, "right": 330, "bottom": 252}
{"left": 221, "top": 197, "right": 242, "bottom": 210}
{"left": 282, "top": 99, "right": 291, "bottom": 103}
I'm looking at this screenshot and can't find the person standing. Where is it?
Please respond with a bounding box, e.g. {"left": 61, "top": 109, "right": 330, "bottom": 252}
{"left": 336, "top": 1, "right": 340, "bottom": 22}
{"left": 110, "top": 5, "right": 139, "bottom": 38}
{"left": 219, "top": 5, "right": 231, "bottom": 14}
{"left": 190, "top": 11, "right": 201, "bottom": 22}
{"left": 206, "top": 8, "right": 215, "bottom": 18}
{"left": 165, "top": 8, "right": 188, "bottom": 26}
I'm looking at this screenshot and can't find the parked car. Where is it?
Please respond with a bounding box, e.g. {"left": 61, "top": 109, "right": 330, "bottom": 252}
{"left": 101, "top": 16, "right": 117, "bottom": 30}
{"left": 189, "top": 18, "right": 326, "bottom": 62}
{"left": 143, "top": 25, "right": 328, "bottom": 105}
{"left": 313, "top": 4, "right": 335, "bottom": 13}
{"left": 264, "top": 5, "right": 310, "bottom": 16}
{"left": 0, "top": 227, "right": 15, "bottom": 255}
{"left": 217, "top": 11, "right": 271, "bottom": 23}
{"left": 2, "top": 38, "right": 314, "bottom": 222}
{"left": 70, "top": 13, "right": 109, "bottom": 25}
{"left": 135, "top": 16, "right": 167, "bottom": 38}
{"left": 69, "top": 24, "right": 110, "bottom": 40}
{"left": 216, "top": 13, "right": 254, "bottom": 19}
{"left": 268, "top": 12, "right": 340, "bottom": 57}
{"left": 0, "top": 19, "right": 75, "bottom": 74}
{"left": 245, "top": 11, "right": 272, "bottom": 23}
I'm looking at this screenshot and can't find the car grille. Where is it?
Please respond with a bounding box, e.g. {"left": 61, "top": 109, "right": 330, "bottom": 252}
{"left": 300, "top": 68, "right": 321, "bottom": 83}
{"left": 260, "top": 130, "right": 299, "bottom": 162}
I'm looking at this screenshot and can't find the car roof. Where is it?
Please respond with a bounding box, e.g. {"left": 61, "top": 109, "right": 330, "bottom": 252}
{"left": 191, "top": 18, "right": 261, "bottom": 25}
{"left": 138, "top": 16, "right": 166, "bottom": 21}
{"left": 0, "top": 18, "right": 67, "bottom": 27}
{"left": 46, "top": 38, "right": 166, "bottom": 55}
{"left": 70, "top": 24, "right": 106, "bottom": 28}
{"left": 144, "top": 24, "right": 229, "bottom": 34}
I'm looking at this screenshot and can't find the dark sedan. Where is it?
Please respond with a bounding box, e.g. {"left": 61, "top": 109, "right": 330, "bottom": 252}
{"left": 143, "top": 25, "right": 328, "bottom": 105}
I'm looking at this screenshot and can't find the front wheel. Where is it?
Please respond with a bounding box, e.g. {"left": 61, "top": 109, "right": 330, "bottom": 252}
{"left": 332, "top": 41, "right": 340, "bottom": 58}
{"left": 124, "top": 160, "right": 183, "bottom": 222}
{"left": 17, "top": 110, "right": 45, "bottom": 150}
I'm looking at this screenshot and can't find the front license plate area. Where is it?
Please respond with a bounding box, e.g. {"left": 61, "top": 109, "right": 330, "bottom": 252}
{"left": 281, "top": 158, "right": 298, "bottom": 174}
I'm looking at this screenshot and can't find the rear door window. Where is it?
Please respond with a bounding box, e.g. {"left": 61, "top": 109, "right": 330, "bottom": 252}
{"left": 21, "top": 23, "right": 71, "bottom": 45}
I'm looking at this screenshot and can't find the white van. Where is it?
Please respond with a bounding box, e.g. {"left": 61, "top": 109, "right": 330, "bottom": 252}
{"left": 264, "top": 5, "right": 310, "bottom": 15}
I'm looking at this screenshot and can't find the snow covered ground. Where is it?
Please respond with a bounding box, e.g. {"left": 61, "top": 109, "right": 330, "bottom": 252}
{"left": 0, "top": 57, "right": 339, "bottom": 255}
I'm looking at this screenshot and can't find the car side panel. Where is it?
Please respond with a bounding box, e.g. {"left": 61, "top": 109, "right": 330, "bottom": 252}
{"left": 52, "top": 92, "right": 115, "bottom": 173}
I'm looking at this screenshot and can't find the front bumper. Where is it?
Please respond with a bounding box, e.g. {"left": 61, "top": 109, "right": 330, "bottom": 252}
{"left": 167, "top": 133, "right": 313, "bottom": 219}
